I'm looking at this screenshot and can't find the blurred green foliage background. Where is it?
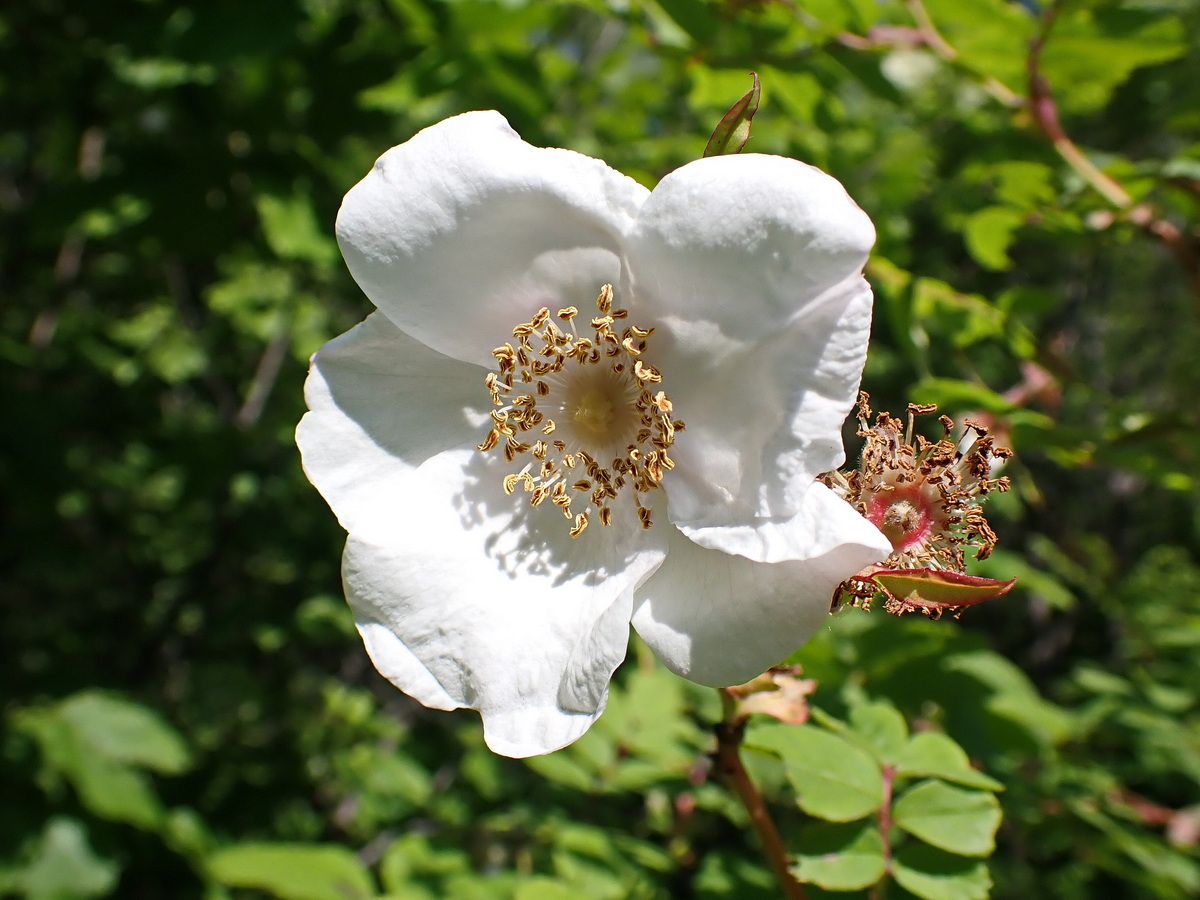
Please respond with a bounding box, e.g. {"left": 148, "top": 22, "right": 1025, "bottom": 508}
{"left": 3, "top": 0, "right": 1200, "bottom": 897}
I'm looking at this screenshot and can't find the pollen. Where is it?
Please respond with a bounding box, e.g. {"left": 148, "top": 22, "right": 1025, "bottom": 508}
{"left": 476, "top": 285, "right": 684, "bottom": 538}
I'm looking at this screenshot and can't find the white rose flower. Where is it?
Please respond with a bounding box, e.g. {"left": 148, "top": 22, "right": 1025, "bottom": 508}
{"left": 296, "top": 111, "right": 890, "bottom": 757}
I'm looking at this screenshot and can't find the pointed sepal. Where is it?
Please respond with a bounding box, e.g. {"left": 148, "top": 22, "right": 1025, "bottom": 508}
{"left": 703, "top": 72, "right": 761, "bottom": 157}
{"left": 870, "top": 568, "right": 1017, "bottom": 618}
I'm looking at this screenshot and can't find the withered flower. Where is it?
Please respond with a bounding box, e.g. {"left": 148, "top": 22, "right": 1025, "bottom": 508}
{"left": 822, "top": 394, "right": 1014, "bottom": 616}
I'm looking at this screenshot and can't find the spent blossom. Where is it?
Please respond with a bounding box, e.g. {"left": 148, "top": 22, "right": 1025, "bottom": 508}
{"left": 823, "top": 396, "right": 1014, "bottom": 617}
{"left": 296, "top": 111, "right": 891, "bottom": 756}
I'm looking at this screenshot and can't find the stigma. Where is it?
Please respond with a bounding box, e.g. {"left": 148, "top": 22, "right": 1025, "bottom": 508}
{"left": 476, "top": 285, "right": 683, "bottom": 538}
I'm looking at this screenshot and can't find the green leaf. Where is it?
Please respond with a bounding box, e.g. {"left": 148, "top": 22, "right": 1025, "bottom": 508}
{"left": 892, "top": 843, "right": 992, "bottom": 900}
{"left": 911, "top": 278, "right": 1007, "bottom": 348}
{"left": 703, "top": 72, "right": 761, "bottom": 157}
{"left": 513, "top": 878, "right": 580, "bottom": 900}
{"left": 921, "top": 0, "right": 1032, "bottom": 92}
{"left": 791, "top": 822, "right": 886, "bottom": 891}
{"left": 379, "top": 834, "right": 471, "bottom": 894}
{"left": 69, "top": 755, "right": 165, "bottom": 829}
{"left": 895, "top": 732, "right": 1003, "bottom": 792}
{"left": 910, "top": 378, "right": 1017, "bottom": 415}
{"left": 789, "top": 0, "right": 855, "bottom": 33}
{"left": 1042, "top": 9, "right": 1187, "bottom": 114}
{"left": 545, "top": 822, "right": 670, "bottom": 898}
{"left": 15, "top": 691, "right": 193, "bottom": 828}
{"left": 255, "top": 189, "right": 339, "bottom": 269}
{"left": 57, "top": 692, "right": 192, "bottom": 774}
{"left": 14, "top": 818, "right": 120, "bottom": 900}
{"left": 847, "top": 698, "right": 909, "bottom": 765}
{"left": 826, "top": 43, "right": 904, "bottom": 104}
{"left": 963, "top": 207, "right": 1024, "bottom": 271}
{"left": 651, "top": 0, "right": 719, "bottom": 45}
{"left": 972, "top": 550, "right": 1077, "bottom": 612}
{"left": 892, "top": 780, "right": 1002, "bottom": 857}
{"left": 693, "top": 851, "right": 777, "bottom": 900}
{"left": 523, "top": 750, "right": 596, "bottom": 792}
{"left": 942, "top": 650, "right": 1073, "bottom": 747}
{"left": 747, "top": 723, "right": 884, "bottom": 821}
{"left": 109, "top": 52, "right": 215, "bottom": 89}
{"left": 990, "top": 161, "right": 1056, "bottom": 209}
{"left": 107, "top": 305, "right": 208, "bottom": 385}
{"left": 208, "top": 843, "right": 375, "bottom": 900}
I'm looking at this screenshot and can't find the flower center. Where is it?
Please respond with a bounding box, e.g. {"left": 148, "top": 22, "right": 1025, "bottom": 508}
{"left": 824, "top": 396, "right": 1012, "bottom": 574}
{"left": 572, "top": 389, "right": 615, "bottom": 437}
{"left": 476, "top": 284, "right": 683, "bottom": 538}
{"left": 872, "top": 494, "right": 933, "bottom": 552}
{"left": 882, "top": 498, "right": 921, "bottom": 537}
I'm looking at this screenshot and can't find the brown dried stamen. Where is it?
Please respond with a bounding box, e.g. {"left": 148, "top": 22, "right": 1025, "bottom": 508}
{"left": 476, "top": 285, "right": 684, "bottom": 538}
{"left": 822, "top": 393, "right": 1012, "bottom": 614}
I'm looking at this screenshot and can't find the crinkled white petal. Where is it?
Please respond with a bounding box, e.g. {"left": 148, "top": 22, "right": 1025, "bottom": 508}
{"left": 342, "top": 448, "right": 667, "bottom": 758}
{"left": 356, "top": 617, "right": 460, "bottom": 712}
{"left": 336, "top": 110, "right": 650, "bottom": 368}
{"left": 654, "top": 274, "right": 875, "bottom": 530}
{"left": 625, "top": 153, "right": 874, "bottom": 342}
{"left": 623, "top": 153, "right": 875, "bottom": 531}
{"left": 631, "top": 484, "right": 890, "bottom": 687}
{"left": 296, "top": 312, "right": 490, "bottom": 536}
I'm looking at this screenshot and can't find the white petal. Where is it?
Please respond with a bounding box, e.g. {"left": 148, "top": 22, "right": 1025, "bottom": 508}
{"left": 626, "top": 153, "right": 874, "bottom": 342}
{"left": 625, "top": 154, "right": 875, "bottom": 529}
{"left": 296, "top": 312, "right": 490, "bottom": 535}
{"left": 658, "top": 274, "right": 875, "bottom": 528}
{"left": 336, "top": 111, "right": 650, "bottom": 368}
{"left": 356, "top": 617, "right": 460, "bottom": 711}
{"left": 342, "top": 449, "right": 667, "bottom": 758}
{"left": 632, "top": 484, "right": 890, "bottom": 687}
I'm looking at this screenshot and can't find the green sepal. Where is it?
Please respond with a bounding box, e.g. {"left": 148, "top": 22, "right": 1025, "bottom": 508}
{"left": 703, "top": 72, "right": 761, "bottom": 157}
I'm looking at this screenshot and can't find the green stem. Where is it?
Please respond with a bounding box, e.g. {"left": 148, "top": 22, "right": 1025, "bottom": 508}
{"left": 715, "top": 690, "right": 808, "bottom": 900}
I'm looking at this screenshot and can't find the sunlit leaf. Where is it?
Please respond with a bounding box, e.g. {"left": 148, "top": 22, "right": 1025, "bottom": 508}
{"left": 747, "top": 723, "right": 884, "bottom": 822}
{"left": 847, "top": 697, "right": 909, "bottom": 765}
{"left": 10, "top": 818, "right": 120, "bottom": 900}
{"left": 791, "top": 822, "right": 886, "bottom": 891}
{"left": 208, "top": 844, "right": 375, "bottom": 900}
{"left": 892, "top": 843, "right": 992, "bottom": 900}
{"left": 964, "top": 206, "right": 1024, "bottom": 271}
{"left": 895, "top": 732, "right": 1004, "bottom": 792}
{"left": 892, "top": 780, "right": 1002, "bottom": 857}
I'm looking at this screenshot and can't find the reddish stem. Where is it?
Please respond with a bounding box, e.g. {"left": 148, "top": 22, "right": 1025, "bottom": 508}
{"left": 870, "top": 766, "right": 896, "bottom": 900}
{"left": 1027, "top": 5, "right": 1133, "bottom": 209}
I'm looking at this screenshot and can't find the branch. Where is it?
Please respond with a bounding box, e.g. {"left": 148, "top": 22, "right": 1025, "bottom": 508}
{"left": 1129, "top": 205, "right": 1200, "bottom": 300}
{"left": 236, "top": 324, "right": 291, "bottom": 429}
{"left": 1025, "top": 2, "right": 1200, "bottom": 309}
{"left": 1026, "top": 2, "right": 1132, "bottom": 208}
{"left": 904, "top": 0, "right": 1021, "bottom": 107}
{"left": 715, "top": 690, "right": 808, "bottom": 900}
